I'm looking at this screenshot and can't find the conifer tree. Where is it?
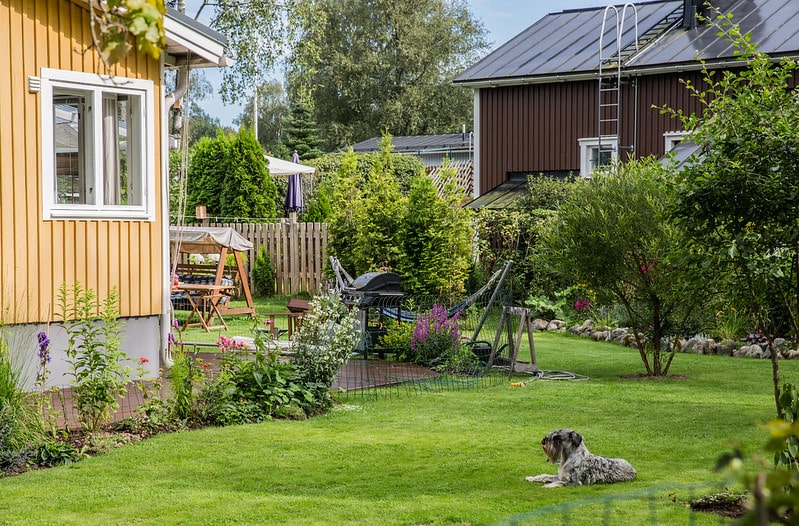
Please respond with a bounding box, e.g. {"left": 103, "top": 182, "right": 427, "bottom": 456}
{"left": 284, "top": 99, "right": 324, "bottom": 160}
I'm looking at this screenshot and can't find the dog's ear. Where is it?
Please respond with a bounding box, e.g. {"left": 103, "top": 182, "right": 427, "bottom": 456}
{"left": 568, "top": 430, "right": 583, "bottom": 447}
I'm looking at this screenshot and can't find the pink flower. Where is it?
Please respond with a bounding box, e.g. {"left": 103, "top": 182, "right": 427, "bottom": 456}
{"left": 139, "top": 357, "right": 150, "bottom": 364}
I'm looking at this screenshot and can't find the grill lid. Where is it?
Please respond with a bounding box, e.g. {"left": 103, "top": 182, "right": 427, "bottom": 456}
{"left": 346, "top": 271, "right": 401, "bottom": 293}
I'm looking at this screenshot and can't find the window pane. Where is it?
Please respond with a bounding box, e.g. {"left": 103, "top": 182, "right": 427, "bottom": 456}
{"left": 591, "top": 146, "right": 613, "bottom": 170}
{"left": 54, "top": 95, "right": 92, "bottom": 204}
{"left": 103, "top": 94, "right": 142, "bottom": 206}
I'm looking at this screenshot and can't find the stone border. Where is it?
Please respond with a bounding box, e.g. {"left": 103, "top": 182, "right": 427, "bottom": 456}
{"left": 532, "top": 318, "right": 798, "bottom": 360}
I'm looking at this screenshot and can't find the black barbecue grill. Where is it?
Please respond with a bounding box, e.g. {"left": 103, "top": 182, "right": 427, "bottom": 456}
{"left": 342, "top": 271, "right": 403, "bottom": 305}
{"left": 342, "top": 271, "right": 405, "bottom": 353}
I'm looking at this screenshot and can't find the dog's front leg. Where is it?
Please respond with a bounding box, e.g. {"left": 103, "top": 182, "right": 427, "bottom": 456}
{"left": 543, "top": 480, "right": 571, "bottom": 488}
{"left": 525, "top": 474, "right": 558, "bottom": 483}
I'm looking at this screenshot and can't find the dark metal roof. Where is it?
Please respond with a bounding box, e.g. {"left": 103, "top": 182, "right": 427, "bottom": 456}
{"left": 349, "top": 133, "right": 473, "bottom": 154}
{"left": 454, "top": 0, "right": 799, "bottom": 86}
{"left": 465, "top": 174, "right": 527, "bottom": 209}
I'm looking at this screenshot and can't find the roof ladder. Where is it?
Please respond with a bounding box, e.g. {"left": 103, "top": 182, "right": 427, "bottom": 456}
{"left": 597, "top": 4, "right": 638, "bottom": 169}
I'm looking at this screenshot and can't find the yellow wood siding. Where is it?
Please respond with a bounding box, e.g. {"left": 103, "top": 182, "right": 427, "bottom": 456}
{"left": 0, "top": 0, "right": 164, "bottom": 323}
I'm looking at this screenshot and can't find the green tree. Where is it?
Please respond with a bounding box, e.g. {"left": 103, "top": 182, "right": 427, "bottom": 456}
{"left": 220, "top": 128, "right": 278, "bottom": 219}
{"left": 351, "top": 136, "right": 405, "bottom": 272}
{"left": 185, "top": 131, "right": 230, "bottom": 217}
{"left": 186, "top": 129, "right": 277, "bottom": 220}
{"left": 288, "top": 0, "right": 488, "bottom": 149}
{"left": 328, "top": 137, "right": 473, "bottom": 296}
{"left": 302, "top": 181, "right": 333, "bottom": 223}
{"left": 398, "top": 160, "right": 473, "bottom": 296}
{"left": 237, "top": 80, "right": 291, "bottom": 157}
{"left": 667, "top": 13, "right": 799, "bottom": 416}
{"left": 169, "top": 1, "right": 299, "bottom": 105}
{"left": 284, "top": 99, "right": 325, "bottom": 160}
{"left": 327, "top": 149, "right": 363, "bottom": 275}
{"left": 308, "top": 151, "right": 424, "bottom": 194}
{"left": 546, "top": 158, "right": 702, "bottom": 377}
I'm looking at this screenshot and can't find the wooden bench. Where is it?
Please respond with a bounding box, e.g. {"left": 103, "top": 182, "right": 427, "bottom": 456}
{"left": 260, "top": 299, "right": 311, "bottom": 340}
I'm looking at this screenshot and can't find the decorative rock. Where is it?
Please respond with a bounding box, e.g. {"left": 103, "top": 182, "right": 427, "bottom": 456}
{"left": 716, "top": 340, "right": 737, "bottom": 357}
{"left": 536, "top": 317, "right": 791, "bottom": 361}
{"left": 532, "top": 319, "right": 549, "bottom": 331}
{"left": 611, "top": 328, "right": 627, "bottom": 341}
{"left": 682, "top": 337, "right": 699, "bottom": 353}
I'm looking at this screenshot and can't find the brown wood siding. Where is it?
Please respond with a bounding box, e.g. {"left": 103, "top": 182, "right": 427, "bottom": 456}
{"left": 0, "top": 0, "right": 164, "bottom": 324}
{"left": 478, "top": 71, "right": 713, "bottom": 194}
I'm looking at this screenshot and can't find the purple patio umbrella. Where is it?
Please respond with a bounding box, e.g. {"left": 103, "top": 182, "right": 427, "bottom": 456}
{"left": 284, "top": 151, "right": 304, "bottom": 213}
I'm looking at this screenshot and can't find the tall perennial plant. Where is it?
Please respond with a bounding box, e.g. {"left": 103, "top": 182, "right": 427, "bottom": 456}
{"left": 57, "top": 283, "right": 130, "bottom": 432}
{"left": 407, "top": 304, "right": 473, "bottom": 372}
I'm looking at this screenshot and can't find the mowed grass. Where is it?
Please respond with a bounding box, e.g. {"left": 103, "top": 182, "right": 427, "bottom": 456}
{"left": 1, "top": 331, "right": 793, "bottom": 525}
{"left": 173, "top": 295, "right": 296, "bottom": 345}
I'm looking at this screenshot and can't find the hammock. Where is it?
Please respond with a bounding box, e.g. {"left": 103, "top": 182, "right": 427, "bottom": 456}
{"left": 379, "top": 260, "right": 513, "bottom": 324}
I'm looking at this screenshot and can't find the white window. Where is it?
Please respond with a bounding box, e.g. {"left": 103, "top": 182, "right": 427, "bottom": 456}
{"left": 578, "top": 136, "right": 618, "bottom": 177}
{"left": 40, "top": 68, "right": 155, "bottom": 220}
{"left": 663, "top": 130, "right": 689, "bottom": 152}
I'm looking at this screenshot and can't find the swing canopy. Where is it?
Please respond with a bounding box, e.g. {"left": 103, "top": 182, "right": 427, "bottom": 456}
{"left": 169, "top": 226, "right": 253, "bottom": 254}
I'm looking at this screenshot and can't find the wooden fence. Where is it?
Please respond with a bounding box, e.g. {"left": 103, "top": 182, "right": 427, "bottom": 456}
{"left": 177, "top": 221, "right": 329, "bottom": 296}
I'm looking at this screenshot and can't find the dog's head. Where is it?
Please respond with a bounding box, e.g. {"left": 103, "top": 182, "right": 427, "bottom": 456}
{"left": 540, "top": 429, "right": 583, "bottom": 463}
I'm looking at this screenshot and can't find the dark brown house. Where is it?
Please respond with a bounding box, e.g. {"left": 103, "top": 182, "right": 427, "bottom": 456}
{"left": 454, "top": 0, "right": 799, "bottom": 205}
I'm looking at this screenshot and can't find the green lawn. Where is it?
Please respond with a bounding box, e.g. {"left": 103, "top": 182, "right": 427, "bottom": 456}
{"left": 173, "top": 294, "right": 296, "bottom": 345}
{"left": 1, "top": 331, "right": 791, "bottom": 525}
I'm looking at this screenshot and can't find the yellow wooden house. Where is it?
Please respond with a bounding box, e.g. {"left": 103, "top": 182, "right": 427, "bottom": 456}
{"left": 0, "top": 0, "right": 230, "bottom": 387}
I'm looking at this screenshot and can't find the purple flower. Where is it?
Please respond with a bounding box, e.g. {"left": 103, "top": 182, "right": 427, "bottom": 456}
{"left": 36, "top": 331, "right": 50, "bottom": 363}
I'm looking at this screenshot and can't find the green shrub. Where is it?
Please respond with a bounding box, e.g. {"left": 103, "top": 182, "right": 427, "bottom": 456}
{"left": 201, "top": 333, "right": 313, "bottom": 425}
{"left": 307, "top": 150, "right": 424, "bottom": 194}
{"left": 31, "top": 441, "right": 81, "bottom": 468}
{"left": 252, "top": 247, "right": 276, "bottom": 297}
{"left": 378, "top": 321, "right": 414, "bottom": 353}
{"left": 187, "top": 128, "right": 278, "bottom": 220}
{"left": 292, "top": 289, "right": 360, "bottom": 410}
{"left": 328, "top": 137, "right": 473, "bottom": 296}
{"left": 525, "top": 286, "right": 579, "bottom": 323}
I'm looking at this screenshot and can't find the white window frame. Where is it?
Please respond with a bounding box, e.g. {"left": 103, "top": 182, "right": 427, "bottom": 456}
{"left": 578, "top": 136, "right": 618, "bottom": 177}
{"left": 664, "top": 130, "right": 689, "bottom": 152}
{"left": 40, "top": 68, "right": 155, "bottom": 221}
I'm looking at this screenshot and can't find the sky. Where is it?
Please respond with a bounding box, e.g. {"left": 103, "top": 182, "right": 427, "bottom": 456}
{"left": 199, "top": 1, "right": 604, "bottom": 127}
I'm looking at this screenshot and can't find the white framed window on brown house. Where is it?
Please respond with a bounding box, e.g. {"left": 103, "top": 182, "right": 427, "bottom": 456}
{"left": 664, "top": 130, "right": 690, "bottom": 152}
{"left": 578, "top": 136, "right": 618, "bottom": 177}
{"left": 40, "top": 68, "right": 155, "bottom": 221}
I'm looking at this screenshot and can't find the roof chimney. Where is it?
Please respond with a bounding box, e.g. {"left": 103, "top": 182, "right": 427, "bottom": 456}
{"left": 682, "top": 0, "right": 709, "bottom": 29}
